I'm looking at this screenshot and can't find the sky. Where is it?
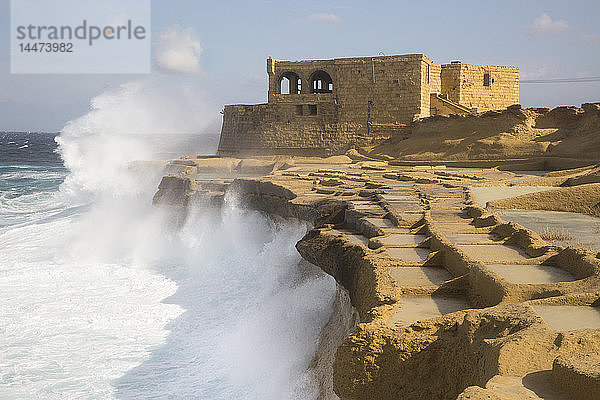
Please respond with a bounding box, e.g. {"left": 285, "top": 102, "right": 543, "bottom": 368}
{"left": 1, "top": 0, "right": 599, "bottom": 132}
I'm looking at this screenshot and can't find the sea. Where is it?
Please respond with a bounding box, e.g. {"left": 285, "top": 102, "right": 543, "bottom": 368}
{"left": 0, "top": 126, "right": 335, "bottom": 398}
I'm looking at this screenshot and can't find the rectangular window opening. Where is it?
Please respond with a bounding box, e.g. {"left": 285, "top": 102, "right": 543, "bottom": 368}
{"left": 483, "top": 73, "right": 491, "bottom": 86}
{"left": 309, "top": 104, "right": 317, "bottom": 115}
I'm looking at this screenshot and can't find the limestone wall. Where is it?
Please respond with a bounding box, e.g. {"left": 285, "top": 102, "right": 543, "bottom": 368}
{"left": 269, "top": 54, "right": 427, "bottom": 128}
{"left": 441, "top": 63, "right": 462, "bottom": 104}
{"left": 442, "top": 63, "right": 519, "bottom": 112}
{"left": 217, "top": 103, "right": 364, "bottom": 156}
{"left": 419, "top": 60, "right": 433, "bottom": 118}
{"left": 428, "top": 63, "right": 442, "bottom": 94}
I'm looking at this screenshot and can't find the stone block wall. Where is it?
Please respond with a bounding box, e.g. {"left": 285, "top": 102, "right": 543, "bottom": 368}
{"left": 441, "top": 63, "right": 519, "bottom": 112}
{"left": 440, "top": 63, "right": 463, "bottom": 104}
{"left": 428, "top": 63, "right": 442, "bottom": 94}
{"left": 419, "top": 59, "right": 444, "bottom": 118}
{"left": 217, "top": 54, "right": 520, "bottom": 155}
{"left": 217, "top": 102, "right": 364, "bottom": 156}
{"left": 269, "top": 54, "right": 427, "bottom": 129}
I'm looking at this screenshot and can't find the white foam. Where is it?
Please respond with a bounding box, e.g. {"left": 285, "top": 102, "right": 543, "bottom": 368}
{"left": 0, "top": 81, "right": 335, "bottom": 399}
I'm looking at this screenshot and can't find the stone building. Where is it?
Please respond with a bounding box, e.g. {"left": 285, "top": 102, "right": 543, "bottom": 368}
{"left": 217, "top": 54, "right": 519, "bottom": 156}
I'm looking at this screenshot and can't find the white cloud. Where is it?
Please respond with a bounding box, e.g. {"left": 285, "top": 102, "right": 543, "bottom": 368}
{"left": 527, "top": 13, "right": 570, "bottom": 35}
{"left": 307, "top": 13, "right": 341, "bottom": 23}
{"left": 155, "top": 25, "right": 202, "bottom": 74}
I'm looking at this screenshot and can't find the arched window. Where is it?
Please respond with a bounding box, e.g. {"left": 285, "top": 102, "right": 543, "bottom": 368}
{"left": 279, "top": 72, "right": 301, "bottom": 94}
{"left": 310, "top": 70, "right": 333, "bottom": 94}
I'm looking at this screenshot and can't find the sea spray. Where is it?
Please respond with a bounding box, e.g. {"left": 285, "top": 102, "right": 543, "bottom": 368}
{"left": 0, "top": 81, "right": 337, "bottom": 399}
{"left": 57, "top": 80, "right": 217, "bottom": 199}
{"left": 114, "top": 195, "right": 337, "bottom": 399}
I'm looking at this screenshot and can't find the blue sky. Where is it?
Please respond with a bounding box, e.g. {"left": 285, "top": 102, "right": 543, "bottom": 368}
{"left": 1, "top": 0, "right": 599, "bottom": 131}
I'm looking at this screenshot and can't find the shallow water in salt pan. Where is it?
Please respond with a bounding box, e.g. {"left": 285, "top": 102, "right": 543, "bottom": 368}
{"left": 470, "top": 186, "right": 554, "bottom": 208}
{"left": 390, "top": 267, "right": 453, "bottom": 287}
{"left": 487, "top": 264, "right": 575, "bottom": 284}
{"left": 533, "top": 306, "right": 600, "bottom": 331}
{"left": 387, "top": 296, "right": 469, "bottom": 327}
{"left": 497, "top": 209, "right": 600, "bottom": 253}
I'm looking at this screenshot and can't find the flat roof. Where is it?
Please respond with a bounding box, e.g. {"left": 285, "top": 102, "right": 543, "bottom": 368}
{"left": 270, "top": 54, "right": 517, "bottom": 69}
{"left": 272, "top": 53, "right": 430, "bottom": 64}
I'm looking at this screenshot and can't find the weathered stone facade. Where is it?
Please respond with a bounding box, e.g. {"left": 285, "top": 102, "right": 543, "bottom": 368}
{"left": 217, "top": 54, "right": 519, "bottom": 156}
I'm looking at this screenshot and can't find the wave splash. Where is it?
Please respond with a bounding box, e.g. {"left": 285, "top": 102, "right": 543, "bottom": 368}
{"left": 0, "top": 81, "right": 336, "bottom": 399}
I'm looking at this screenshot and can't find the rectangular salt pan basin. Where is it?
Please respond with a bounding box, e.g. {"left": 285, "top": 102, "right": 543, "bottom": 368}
{"left": 429, "top": 210, "right": 470, "bottom": 221}
{"left": 329, "top": 229, "right": 369, "bottom": 246}
{"left": 429, "top": 199, "right": 466, "bottom": 208}
{"left": 390, "top": 267, "right": 453, "bottom": 286}
{"left": 385, "top": 247, "right": 432, "bottom": 262}
{"left": 378, "top": 234, "right": 427, "bottom": 246}
{"left": 388, "top": 296, "right": 469, "bottom": 327}
{"left": 364, "top": 217, "right": 396, "bottom": 228}
{"left": 381, "top": 194, "right": 419, "bottom": 200}
{"left": 445, "top": 233, "right": 501, "bottom": 244}
{"left": 459, "top": 244, "right": 531, "bottom": 263}
{"left": 488, "top": 264, "right": 575, "bottom": 284}
{"left": 533, "top": 306, "right": 600, "bottom": 331}
{"left": 395, "top": 212, "right": 424, "bottom": 222}
{"left": 436, "top": 222, "right": 486, "bottom": 233}
{"left": 351, "top": 204, "right": 382, "bottom": 210}
{"left": 387, "top": 202, "right": 423, "bottom": 212}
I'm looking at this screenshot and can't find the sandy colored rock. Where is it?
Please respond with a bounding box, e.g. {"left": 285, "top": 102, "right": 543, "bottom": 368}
{"left": 153, "top": 157, "right": 600, "bottom": 400}
{"left": 365, "top": 103, "right": 600, "bottom": 162}
{"left": 552, "top": 353, "right": 600, "bottom": 400}
{"left": 457, "top": 386, "right": 514, "bottom": 399}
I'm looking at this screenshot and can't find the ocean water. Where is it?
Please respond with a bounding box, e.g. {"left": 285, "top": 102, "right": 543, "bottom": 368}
{"left": 0, "top": 83, "right": 336, "bottom": 399}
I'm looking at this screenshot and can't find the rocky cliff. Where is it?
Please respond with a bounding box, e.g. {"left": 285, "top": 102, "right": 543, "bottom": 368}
{"left": 153, "top": 156, "right": 600, "bottom": 399}
{"left": 365, "top": 103, "right": 600, "bottom": 163}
